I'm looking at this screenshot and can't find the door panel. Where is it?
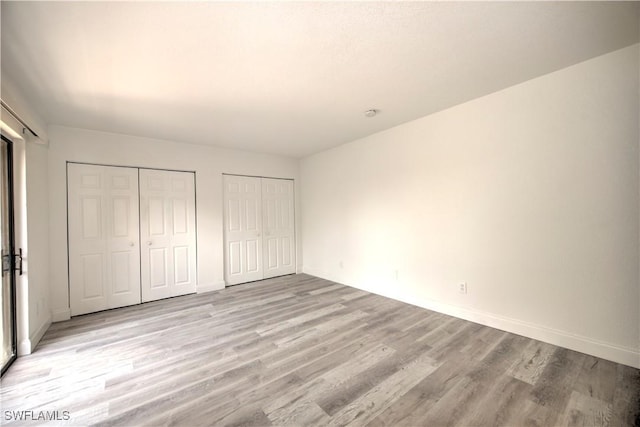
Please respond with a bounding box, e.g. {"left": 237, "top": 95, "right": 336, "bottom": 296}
{"left": 261, "top": 178, "right": 295, "bottom": 279}
{"left": 81, "top": 254, "right": 104, "bottom": 299}
{"left": 282, "top": 236, "right": 292, "bottom": 265}
{"left": 81, "top": 197, "right": 102, "bottom": 238}
{"left": 140, "top": 169, "right": 196, "bottom": 302}
{"left": 266, "top": 238, "right": 278, "bottom": 269}
{"left": 112, "top": 197, "right": 130, "bottom": 237}
{"left": 229, "top": 241, "right": 241, "bottom": 275}
{"left": 173, "top": 246, "right": 190, "bottom": 284}
{"left": 223, "top": 175, "right": 263, "bottom": 285}
{"left": 172, "top": 200, "right": 188, "bottom": 234}
{"left": 111, "top": 251, "right": 132, "bottom": 294}
{"left": 68, "top": 164, "right": 141, "bottom": 315}
{"left": 149, "top": 248, "right": 168, "bottom": 288}
{"left": 148, "top": 198, "right": 165, "bottom": 235}
{"left": 246, "top": 239, "right": 260, "bottom": 272}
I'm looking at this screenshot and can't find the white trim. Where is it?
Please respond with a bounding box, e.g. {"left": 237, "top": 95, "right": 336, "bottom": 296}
{"left": 398, "top": 290, "right": 640, "bottom": 369}
{"left": 301, "top": 266, "right": 324, "bottom": 278}
{"left": 302, "top": 269, "right": 640, "bottom": 369}
{"left": 1, "top": 119, "right": 24, "bottom": 141}
{"left": 18, "top": 339, "right": 31, "bottom": 356}
{"left": 13, "top": 140, "right": 30, "bottom": 359}
{"left": 29, "top": 317, "right": 51, "bottom": 352}
{"left": 196, "top": 281, "right": 226, "bottom": 294}
{"left": 52, "top": 308, "right": 71, "bottom": 322}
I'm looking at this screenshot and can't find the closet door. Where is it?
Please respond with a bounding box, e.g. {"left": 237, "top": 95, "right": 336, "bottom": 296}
{"left": 262, "top": 178, "right": 295, "bottom": 279}
{"left": 140, "top": 169, "right": 197, "bottom": 302}
{"left": 223, "top": 175, "right": 263, "bottom": 285}
{"left": 68, "top": 164, "right": 141, "bottom": 316}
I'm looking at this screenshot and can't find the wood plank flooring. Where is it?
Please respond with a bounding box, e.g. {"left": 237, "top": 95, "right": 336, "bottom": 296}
{"left": 1, "top": 274, "right": 638, "bottom": 426}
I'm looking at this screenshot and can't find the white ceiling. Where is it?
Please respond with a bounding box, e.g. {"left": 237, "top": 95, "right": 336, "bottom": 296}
{"left": 1, "top": 1, "right": 638, "bottom": 158}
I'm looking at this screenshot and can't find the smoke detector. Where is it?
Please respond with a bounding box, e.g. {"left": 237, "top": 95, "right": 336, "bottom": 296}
{"left": 364, "top": 109, "right": 377, "bottom": 118}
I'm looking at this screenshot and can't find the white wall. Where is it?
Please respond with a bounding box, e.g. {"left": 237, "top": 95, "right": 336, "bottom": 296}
{"left": 301, "top": 45, "right": 640, "bottom": 368}
{"left": 25, "top": 142, "right": 50, "bottom": 349}
{"left": 48, "top": 125, "right": 301, "bottom": 321}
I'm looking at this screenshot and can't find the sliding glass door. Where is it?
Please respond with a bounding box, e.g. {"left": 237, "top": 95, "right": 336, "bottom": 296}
{"left": 0, "top": 134, "right": 16, "bottom": 376}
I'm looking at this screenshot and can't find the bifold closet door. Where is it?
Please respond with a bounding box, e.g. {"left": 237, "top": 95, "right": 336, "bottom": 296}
{"left": 68, "top": 164, "right": 141, "bottom": 316}
{"left": 261, "top": 178, "right": 295, "bottom": 279}
{"left": 139, "top": 169, "right": 197, "bottom": 302}
{"left": 223, "top": 175, "right": 263, "bottom": 285}
{"left": 223, "top": 175, "right": 295, "bottom": 285}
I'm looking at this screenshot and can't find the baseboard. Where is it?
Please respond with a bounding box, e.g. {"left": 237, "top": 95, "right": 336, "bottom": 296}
{"left": 403, "top": 292, "right": 640, "bottom": 369}
{"left": 52, "top": 308, "right": 71, "bottom": 322}
{"left": 301, "top": 266, "right": 324, "bottom": 278}
{"left": 18, "top": 338, "right": 31, "bottom": 356}
{"left": 197, "top": 281, "right": 226, "bottom": 293}
{"left": 29, "top": 316, "right": 51, "bottom": 352}
{"left": 303, "top": 269, "right": 640, "bottom": 369}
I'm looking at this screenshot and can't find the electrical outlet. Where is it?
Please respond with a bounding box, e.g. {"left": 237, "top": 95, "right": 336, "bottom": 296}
{"left": 459, "top": 282, "right": 467, "bottom": 294}
{"left": 394, "top": 269, "right": 399, "bottom": 281}
{"left": 339, "top": 261, "right": 344, "bottom": 269}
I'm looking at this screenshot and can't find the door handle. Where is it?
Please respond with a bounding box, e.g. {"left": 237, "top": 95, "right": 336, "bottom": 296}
{"left": 129, "top": 242, "right": 135, "bottom": 247}
{"left": 147, "top": 241, "right": 152, "bottom": 246}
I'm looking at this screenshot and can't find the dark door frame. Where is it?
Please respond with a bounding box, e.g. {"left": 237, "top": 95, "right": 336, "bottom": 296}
{"left": 1, "top": 133, "right": 17, "bottom": 377}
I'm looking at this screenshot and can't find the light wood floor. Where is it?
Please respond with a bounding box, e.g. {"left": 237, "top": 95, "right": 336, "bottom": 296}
{"left": 1, "top": 274, "right": 638, "bottom": 426}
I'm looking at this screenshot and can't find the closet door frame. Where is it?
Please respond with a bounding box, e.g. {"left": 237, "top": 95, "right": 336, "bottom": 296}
{"left": 66, "top": 162, "right": 199, "bottom": 316}
{"left": 1, "top": 134, "right": 17, "bottom": 377}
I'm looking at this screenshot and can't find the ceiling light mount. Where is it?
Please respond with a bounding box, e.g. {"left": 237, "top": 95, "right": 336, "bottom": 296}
{"left": 364, "top": 109, "right": 377, "bottom": 118}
